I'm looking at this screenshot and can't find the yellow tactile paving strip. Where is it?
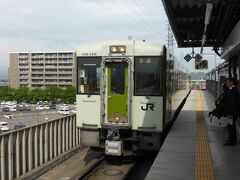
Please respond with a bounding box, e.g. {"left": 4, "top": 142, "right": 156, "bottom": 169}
{"left": 195, "top": 91, "right": 215, "bottom": 180}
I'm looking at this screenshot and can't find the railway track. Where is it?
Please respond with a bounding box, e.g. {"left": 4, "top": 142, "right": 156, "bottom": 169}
{"left": 37, "top": 148, "right": 136, "bottom": 180}
{"left": 82, "top": 157, "right": 136, "bottom": 180}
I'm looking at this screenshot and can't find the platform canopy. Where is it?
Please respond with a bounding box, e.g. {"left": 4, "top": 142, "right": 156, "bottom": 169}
{"left": 162, "top": 0, "right": 240, "bottom": 48}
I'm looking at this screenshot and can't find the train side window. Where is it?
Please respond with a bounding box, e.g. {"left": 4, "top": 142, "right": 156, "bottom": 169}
{"left": 220, "top": 76, "right": 226, "bottom": 84}
{"left": 77, "top": 57, "right": 101, "bottom": 94}
{"left": 134, "top": 57, "right": 161, "bottom": 96}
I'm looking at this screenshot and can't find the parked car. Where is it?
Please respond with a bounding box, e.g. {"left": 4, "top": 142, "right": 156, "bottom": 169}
{"left": 59, "top": 104, "right": 69, "bottom": 109}
{"left": 24, "top": 107, "right": 31, "bottom": 111}
{"left": 2, "top": 107, "right": 9, "bottom": 112}
{"left": 43, "top": 105, "right": 50, "bottom": 110}
{"left": 49, "top": 103, "right": 56, "bottom": 109}
{"left": 71, "top": 109, "right": 77, "bottom": 114}
{"left": 9, "top": 106, "right": 17, "bottom": 112}
{"left": 14, "top": 123, "right": 26, "bottom": 130}
{"left": 58, "top": 109, "right": 70, "bottom": 115}
{"left": 17, "top": 103, "right": 29, "bottom": 109}
{"left": 17, "top": 106, "right": 24, "bottom": 111}
{"left": 0, "top": 101, "right": 5, "bottom": 105}
{"left": 0, "top": 122, "right": 10, "bottom": 132}
{"left": 37, "top": 101, "right": 43, "bottom": 105}
{"left": 4, "top": 114, "right": 13, "bottom": 119}
{"left": 18, "top": 106, "right": 31, "bottom": 111}
{"left": 36, "top": 105, "right": 44, "bottom": 110}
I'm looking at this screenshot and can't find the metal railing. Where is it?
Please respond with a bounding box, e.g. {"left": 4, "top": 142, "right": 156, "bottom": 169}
{"left": 0, "top": 114, "right": 80, "bottom": 180}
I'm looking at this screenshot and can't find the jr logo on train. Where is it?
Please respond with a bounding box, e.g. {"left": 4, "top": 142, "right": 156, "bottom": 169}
{"left": 141, "top": 103, "right": 155, "bottom": 111}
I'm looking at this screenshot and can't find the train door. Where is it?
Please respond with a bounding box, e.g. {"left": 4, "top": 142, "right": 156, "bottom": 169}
{"left": 101, "top": 58, "right": 130, "bottom": 127}
{"left": 165, "top": 57, "right": 173, "bottom": 122}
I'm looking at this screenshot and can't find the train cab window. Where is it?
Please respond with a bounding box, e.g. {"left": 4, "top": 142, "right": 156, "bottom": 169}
{"left": 77, "top": 57, "right": 101, "bottom": 94}
{"left": 134, "top": 57, "right": 161, "bottom": 96}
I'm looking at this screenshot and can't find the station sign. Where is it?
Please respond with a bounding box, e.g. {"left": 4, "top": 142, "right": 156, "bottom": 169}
{"left": 184, "top": 53, "right": 203, "bottom": 62}
{"left": 184, "top": 54, "right": 192, "bottom": 62}
{"left": 195, "top": 59, "right": 208, "bottom": 70}
{"left": 195, "top": 54, "right": 203, "bottom": 62}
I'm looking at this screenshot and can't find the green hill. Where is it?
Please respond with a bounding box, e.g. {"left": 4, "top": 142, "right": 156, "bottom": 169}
{"left": 190, "top": 72, "right": 206, "bottom": 80}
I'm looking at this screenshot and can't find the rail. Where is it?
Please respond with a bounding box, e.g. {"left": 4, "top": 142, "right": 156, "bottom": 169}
{"left": 0, "top": 114, "right": 80, "bottom": 180}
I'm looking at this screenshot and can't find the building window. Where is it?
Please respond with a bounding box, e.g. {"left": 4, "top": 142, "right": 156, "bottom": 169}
{"left": 77, "top": 57, "right": 101, "bottom": 94}
{"left": 134, "top": 56, "right": 161, "bottom": 96}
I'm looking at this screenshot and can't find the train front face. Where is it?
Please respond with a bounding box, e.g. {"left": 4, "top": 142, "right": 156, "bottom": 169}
{"left": 76, "top": 41, "right": 166, "bottom": 156}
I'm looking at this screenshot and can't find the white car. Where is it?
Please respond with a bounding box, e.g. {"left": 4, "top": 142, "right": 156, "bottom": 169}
{"left": 58, "top": 109, "right": 70, "bottom": 115}
{"left": 9, "top": 106, "right": 17, "bottom": 112}
{"left": 71, "top": 109, "right": 77, "bottom": 114}
{"left": 0, "top": 122, "right": 10, "bottom": 131}
{"left": 59, "top": 104, "right": 69, "bottom": 109}
{"left": 4, "top": 114, "right": 13, "bottom": 119}
{"left": 36, "top": 105, "right": 44, "bottom": 110}
{"left": 43, "top": 105, "right": 50, "bottom": 110}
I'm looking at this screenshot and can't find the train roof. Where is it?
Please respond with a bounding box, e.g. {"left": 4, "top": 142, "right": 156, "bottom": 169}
{"left": 76, "top": 40, "right": 165, "bottom": 56}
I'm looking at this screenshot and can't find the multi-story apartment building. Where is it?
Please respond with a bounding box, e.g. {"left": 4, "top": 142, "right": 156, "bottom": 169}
{"left": 9, "top": 52, "right": 76, "bottom": 88}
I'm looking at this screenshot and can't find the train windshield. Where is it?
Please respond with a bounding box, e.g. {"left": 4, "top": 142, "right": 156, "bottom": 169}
{"left": 134, "top": 57, "right": 161, "bottom": 96}
{"left": 77, "top": 57, "right": 101, "bottom": 94}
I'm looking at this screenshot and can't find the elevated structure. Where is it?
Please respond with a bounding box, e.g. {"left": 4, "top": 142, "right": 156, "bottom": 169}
{"left": 162, "top": 0, "right": 240, "bottom": 49}
{"left": 162, "top": 0, "right": 240, "bottom": 80}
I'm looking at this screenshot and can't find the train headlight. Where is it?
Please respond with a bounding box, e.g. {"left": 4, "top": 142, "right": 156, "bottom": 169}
{"left": 110, "top": 46, "right": 118, "bottom": 53}
{"left": 110, "top": 45, "right": 126, "bottom": 53}
{"left": 119, "top": 46, "right": 125, "bottom": 53}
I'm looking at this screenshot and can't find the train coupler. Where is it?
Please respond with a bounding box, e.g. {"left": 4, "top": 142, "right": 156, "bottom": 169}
{"left": 105, "top": 129, "right": 122, "bottom": 156}
{"left": 105, "top": 140, "right": 123, "bottom": 156}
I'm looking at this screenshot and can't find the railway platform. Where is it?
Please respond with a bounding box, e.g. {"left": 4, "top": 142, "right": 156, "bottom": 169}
{"left": 146, "top": 90, "right": 240, "bottom": 180}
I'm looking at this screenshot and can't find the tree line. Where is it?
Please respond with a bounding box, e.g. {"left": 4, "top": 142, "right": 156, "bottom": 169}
{"left": 0, "top": 86, "right": 76, "bottom": 104}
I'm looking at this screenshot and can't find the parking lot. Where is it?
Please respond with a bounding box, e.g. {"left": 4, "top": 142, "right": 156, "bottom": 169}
{"left": 0, "top": 110, "right": 74, "bottom": 132}
{"left": 0, "top": 103, "right": 76, "bottom": 133}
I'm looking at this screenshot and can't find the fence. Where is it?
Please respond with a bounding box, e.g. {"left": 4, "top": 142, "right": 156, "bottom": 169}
{"left": 0, "top": 114, "right": 80, "bottom": 179}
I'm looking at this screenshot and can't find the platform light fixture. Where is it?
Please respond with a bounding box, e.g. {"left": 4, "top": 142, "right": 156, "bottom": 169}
{"left": 201, "top": 34, "right": 207, "bottom": 46}
{"left": 202, "top": 3, "right": 213, "bottom": 53}
{"left": 204, "top": 3, "right": 213, "bottom": 25}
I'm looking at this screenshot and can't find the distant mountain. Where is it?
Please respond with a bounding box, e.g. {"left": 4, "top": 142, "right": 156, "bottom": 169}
{"left": 190, "top": 72, "right": 206, "bottom": 80}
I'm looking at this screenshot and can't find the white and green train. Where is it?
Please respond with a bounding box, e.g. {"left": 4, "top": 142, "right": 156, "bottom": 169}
{"left": 76, "top": 40, "right": 189, "bottom": 156}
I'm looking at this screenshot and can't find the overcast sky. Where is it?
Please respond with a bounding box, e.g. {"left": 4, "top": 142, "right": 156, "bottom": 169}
{"left": 0, "top": 0, "right": 223, "bottom": 77}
